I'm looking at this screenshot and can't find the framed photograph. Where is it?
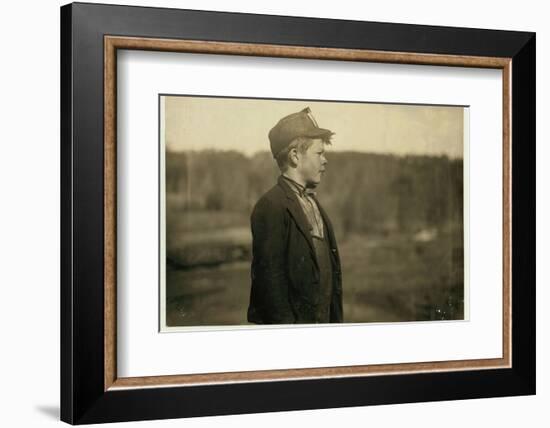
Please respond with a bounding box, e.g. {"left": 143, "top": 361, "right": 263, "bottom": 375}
{"left": 60, "top": 2, "right": 535, "bottom": 424}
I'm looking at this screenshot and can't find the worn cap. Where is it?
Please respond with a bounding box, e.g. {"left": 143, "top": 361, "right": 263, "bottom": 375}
{"left": 269, "top": 107, "right": 334, "bottom": 158}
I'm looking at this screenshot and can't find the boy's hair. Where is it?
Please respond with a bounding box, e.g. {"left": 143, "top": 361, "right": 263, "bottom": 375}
{"left": 275, "top": 136, "right": 332, "bottom": 171}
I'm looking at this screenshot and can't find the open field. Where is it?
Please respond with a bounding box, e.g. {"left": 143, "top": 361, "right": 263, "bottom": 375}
{"left": 165, "top": 228, "right": 464, "bottom": 326}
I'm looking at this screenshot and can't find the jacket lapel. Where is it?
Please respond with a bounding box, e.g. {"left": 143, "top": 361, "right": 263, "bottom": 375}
{"left": 277, "top": 176, "right": 318, "bottom": 267}
{"left": 313, "top": 194, "right": 341, "bottom": 268}
{"left": 313, "top": 195, "right": 335, "bottom": 249}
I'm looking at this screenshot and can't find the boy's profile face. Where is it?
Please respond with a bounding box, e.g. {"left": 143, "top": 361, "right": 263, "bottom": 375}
{"left": 295, "top": 138, "right": 328, "bottom": 187}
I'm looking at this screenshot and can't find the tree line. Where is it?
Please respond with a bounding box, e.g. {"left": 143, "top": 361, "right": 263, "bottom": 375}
{"left": 166, "top": 149, "right": 463, "bottom": 239}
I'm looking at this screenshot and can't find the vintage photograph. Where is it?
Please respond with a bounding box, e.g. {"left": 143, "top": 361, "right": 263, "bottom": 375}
{"left": 160, "top": 95, "right": 467, "bottom": 329}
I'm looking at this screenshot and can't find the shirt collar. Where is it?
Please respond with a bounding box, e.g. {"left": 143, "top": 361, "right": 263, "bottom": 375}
{"left": 281, "top": 174, "right": 317, "bottom": 197}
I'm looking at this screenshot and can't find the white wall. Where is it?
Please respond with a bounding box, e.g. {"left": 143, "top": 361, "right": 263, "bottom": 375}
{"left": 0, "top": 0, "right": 546, "bottom": 427}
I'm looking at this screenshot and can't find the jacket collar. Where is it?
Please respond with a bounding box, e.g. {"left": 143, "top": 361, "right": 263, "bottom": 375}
{"left": 278, "top": 174, "right": 297, "bottom": 201}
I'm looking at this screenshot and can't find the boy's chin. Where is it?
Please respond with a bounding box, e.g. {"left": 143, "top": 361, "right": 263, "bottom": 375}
{"left": 306, "top": 178, "right": 321, "bottom": 187}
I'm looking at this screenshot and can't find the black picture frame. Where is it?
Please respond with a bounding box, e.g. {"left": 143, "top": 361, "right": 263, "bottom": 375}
{"left": 60, "top": 2, "right": 535, "bottom": 424}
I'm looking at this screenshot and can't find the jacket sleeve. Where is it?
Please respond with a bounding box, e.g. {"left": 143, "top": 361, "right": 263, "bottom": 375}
{"left": 250, "top": 198, "right": 295, "bottom": 324}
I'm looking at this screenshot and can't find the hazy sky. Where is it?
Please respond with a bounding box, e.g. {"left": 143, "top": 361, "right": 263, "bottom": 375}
{"left": 163, "top": 95, "right": 465, "bottom": 158}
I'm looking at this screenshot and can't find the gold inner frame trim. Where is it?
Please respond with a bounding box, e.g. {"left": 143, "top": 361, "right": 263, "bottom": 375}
{"left": 104, "top": 35, "right": 512, "bottom": 391}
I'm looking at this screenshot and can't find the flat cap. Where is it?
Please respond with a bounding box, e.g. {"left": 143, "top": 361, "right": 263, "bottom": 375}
{"left": 269, "top": 107, "right": 334, "bottom": 158}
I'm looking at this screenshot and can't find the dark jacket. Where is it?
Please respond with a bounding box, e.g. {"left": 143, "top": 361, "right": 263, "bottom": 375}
{"left": 247, "top": 175, "right": 343, "bottom": 324}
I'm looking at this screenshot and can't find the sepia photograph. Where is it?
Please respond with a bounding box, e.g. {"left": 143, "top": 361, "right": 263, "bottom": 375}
{"left": 159, "top": 95, "right": 468, "bottom": 329}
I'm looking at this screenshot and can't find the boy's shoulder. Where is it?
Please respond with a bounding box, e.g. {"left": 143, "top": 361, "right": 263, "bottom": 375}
{"left": 251, "top": 181, "right": 287, "bottom": 217}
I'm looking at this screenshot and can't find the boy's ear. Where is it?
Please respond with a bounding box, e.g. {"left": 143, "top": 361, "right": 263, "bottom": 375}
{"left": 288, "top": 148, "right": 299, "bottom": 165}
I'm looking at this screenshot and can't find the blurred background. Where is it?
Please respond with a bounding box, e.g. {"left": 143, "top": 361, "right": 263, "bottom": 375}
{"left": 163, "top": 96, "right": 465, "bottom": 326}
